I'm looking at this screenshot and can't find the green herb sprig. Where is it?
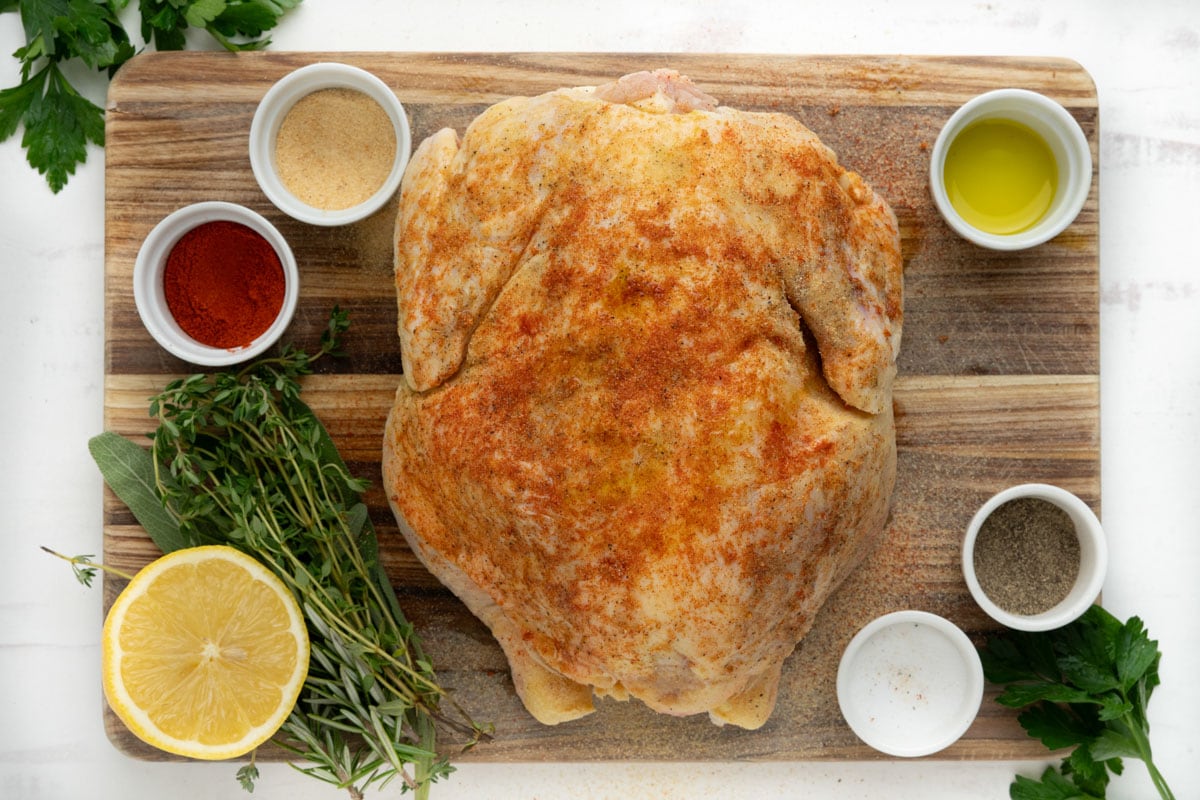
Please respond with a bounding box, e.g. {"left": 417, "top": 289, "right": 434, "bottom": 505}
{"left": 0, "top": 0, "right": 300, "bottom": 193}
{"left": 88, "top": 309, "right": 488, "bottom": 799}
{"left": 979, "top": 605, "right": 1175, "bottom": 800}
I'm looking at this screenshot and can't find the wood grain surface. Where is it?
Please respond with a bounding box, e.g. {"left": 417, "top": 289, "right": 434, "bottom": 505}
{"left": 101, "top": 52, "right": 1099, "bottom": 763}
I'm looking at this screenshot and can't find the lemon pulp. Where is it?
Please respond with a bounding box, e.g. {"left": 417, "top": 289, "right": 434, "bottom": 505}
{"left": 944, "top": 118, "right": 1058, "bottom": 235}
{"left": 102, "top": 545, "right": 309, "bottom": 760}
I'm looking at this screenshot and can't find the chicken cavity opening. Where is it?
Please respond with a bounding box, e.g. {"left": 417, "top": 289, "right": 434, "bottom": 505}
{"left": 594, "top": 69, "right": 719, "bottom": 114}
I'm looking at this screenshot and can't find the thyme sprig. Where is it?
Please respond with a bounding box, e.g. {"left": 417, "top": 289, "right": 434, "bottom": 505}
{"left": 89, "top": 308, "right": 487, "bottom": 798}
{"left": 40, "top": 547, "right": 132, "bottom": 585}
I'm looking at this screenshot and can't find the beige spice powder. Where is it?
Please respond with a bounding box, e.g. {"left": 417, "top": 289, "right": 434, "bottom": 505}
{"left": 275, "top": 88, "right": 397, "bottom": 211}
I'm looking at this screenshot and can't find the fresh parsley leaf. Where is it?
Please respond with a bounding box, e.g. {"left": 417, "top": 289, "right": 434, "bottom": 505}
{"left": 1056, "top": 654, "right": 1119, "bottom": 696}
{"left": 17, "top": 0, "right": 129, "bottom": 68}
{"left": 60, "top": 0, "right": 132, "bottom": 69}
{"left": 1011, "top": 766, "right": 1102, "bottom": 800}
{"left": 979, "top": 606, "right": 1176, "bottom": 799}
{"left": 981, "top": 626, "right": 1061, "bottom": 684}
{"left": 1064, "top": 744, "right": 1117, "bottom": 798}
{"left": 213, "top": 1, "right": 281, "bottom": 36}
{"left": 140, "top": 0, "right": 293, "bottom": 51}
{"left": 1089, "top": 727, "right": 1141, "bottom": 762}
{"left": 1016, "top": 701, "right": 1099, "bottom": 751}
{"left": 204, "top": 0, "right": 291, "bottom": 51}
{"left": 138, "top": 0, "right": 186, "bottom": 50}
{"left": 2, "top": 0, "right": 127, "bottom": 190}
{"left": 0, "top": 69, "right": 40, "bottom": 139}
{"left": 1114, "top": 617, "right": 1159, "bottom": 693}
{"left": 997, "top": 682, "right": 1095, "bottom": 709}
{"left": 15, "top": 63, "right": 105, "bottom": 192}
{"left": 18, "top": 0, "right": 72, "bottom": 60}
{"left": 184, "top": 0, "right": 226, "bottom": 29}
{"left": 212, "top": 0, "right": 301, "bottom": 39}
{"left": 2, "top": 0, "right": 299, "bottom": 192}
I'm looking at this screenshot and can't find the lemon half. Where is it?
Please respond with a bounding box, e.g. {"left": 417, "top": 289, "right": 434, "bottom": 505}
{"left": 102, "top": 545, "right": 309, "bottom": 760}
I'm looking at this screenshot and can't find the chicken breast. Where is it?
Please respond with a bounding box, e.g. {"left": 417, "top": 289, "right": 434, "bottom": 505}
{"left": 384, "top": 70, "right": 903, "bottom": 729}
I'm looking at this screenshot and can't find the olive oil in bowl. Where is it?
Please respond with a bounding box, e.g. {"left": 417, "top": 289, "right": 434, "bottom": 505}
{"left": 930, "top": 89, "right": 1091, "bottom": 250}
{"left": 943, "top": 118, "right": 1058, "bottom": 235}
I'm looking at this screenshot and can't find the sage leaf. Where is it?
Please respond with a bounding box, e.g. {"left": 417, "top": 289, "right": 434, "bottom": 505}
{"left": 88, "top": 430, "right": 187, "bottom": 554}
{"left": 346, "top": 503, "right": 368, "bottom": 539}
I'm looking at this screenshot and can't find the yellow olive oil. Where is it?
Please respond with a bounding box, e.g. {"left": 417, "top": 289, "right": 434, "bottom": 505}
{"left": 944, "top": 118, "right": 1058, "bottom": 235}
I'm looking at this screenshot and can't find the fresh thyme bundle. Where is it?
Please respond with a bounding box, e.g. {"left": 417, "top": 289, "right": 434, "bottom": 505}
{"left": 90, "top": 309, "right": 486, "bottom": 798}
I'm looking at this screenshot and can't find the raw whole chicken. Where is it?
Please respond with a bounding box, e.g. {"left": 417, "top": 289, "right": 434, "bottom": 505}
{"left": 383, "top": 70, "right": 903, "bottom": 729}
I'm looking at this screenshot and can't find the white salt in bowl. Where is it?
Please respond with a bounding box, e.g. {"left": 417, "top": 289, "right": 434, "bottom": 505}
{"left": 962, "top": 483, "right": 1107, "bottom": 632}
{"left": 837, "top": 610, "right": 984, "bottom": 757}
{"left": 249, "top": 62, "right": 411, "bottom": 226}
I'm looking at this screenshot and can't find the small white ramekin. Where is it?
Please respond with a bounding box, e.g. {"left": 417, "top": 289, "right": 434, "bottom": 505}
{"left": 249, "top": 62, "right": 412, "bottom": 226}
{"left": 963, "top": 483, "right": 1107, "bottom": 632}
{"left": 837, "top": 610, "right": 984, "bottom": 757}
{"left": 929, "top": 88, "right": 1092, "bottom": 250}
{"left": 133, "top": 201, "right": 299, "bottom": 367}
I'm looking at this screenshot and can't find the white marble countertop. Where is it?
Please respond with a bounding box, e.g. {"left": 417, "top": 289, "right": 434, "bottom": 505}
{"left": 2, "top": 2, "right": 1198, "bottom": 798}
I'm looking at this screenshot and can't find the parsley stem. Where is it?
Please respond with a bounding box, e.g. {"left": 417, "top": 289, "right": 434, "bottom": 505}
{"left": 1126, "top": 714, "right": 1175, "bottom": 800}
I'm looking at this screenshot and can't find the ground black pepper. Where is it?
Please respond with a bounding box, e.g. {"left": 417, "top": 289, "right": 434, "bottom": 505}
{"left": 973, "top": 497, "right": 1081, "bottom": 615}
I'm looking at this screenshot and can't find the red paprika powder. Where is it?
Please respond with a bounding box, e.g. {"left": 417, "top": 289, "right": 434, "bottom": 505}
{"left": 163, "top": 220, "right": 286, "bottom": 349}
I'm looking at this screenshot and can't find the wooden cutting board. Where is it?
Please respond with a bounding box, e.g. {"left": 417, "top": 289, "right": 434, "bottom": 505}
{"left": 101, "top": 52, "right": 1099, "bottom": 762}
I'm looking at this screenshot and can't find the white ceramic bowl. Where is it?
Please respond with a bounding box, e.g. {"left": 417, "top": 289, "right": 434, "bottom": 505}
{"left": 929, "top": 88, "right": 1092, "bottom": 250}
{"left": 837, "top": 610, "right": 984, "bottom": 757}
{"left": 133, "top": 201, "right": 299, "bottom": 367}
{"left": 963, "top": 483, "right": 1107, "bottom": 632}
{"left": 249, "top": 62, "right": 412, "bottom": 226}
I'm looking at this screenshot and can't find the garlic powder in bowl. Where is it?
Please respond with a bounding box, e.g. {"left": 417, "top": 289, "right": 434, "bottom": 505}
{"left": 249, "top": 62, "right": 412, "bottom": 226}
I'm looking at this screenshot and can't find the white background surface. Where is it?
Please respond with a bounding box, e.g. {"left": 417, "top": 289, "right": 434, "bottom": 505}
{"left": 2, "top": 1, "right": 1198, "bottom": 798}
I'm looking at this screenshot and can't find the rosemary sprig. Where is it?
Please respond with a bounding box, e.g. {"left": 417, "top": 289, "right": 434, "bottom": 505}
{"left": 91, "top": 308, "right": 487, "bottom": 798}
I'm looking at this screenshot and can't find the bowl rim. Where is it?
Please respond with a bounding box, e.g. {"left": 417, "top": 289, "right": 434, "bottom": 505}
{"left": 836, "top": 609, "right": 984, "bottom": 758}
{"left": 962, "top": 482, "right": 1107, "bottom": 632}
{"left": 929, "top": 87, "right": 1092, "bottom": 251}
{"left": 248, "top": 61, "right": 412, "bottom": 227}
{"left": 132, "top": 200, "right": 300, "bottom": 367}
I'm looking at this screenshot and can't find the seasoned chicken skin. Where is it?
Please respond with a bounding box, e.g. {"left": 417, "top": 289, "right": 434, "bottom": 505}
{"left": 384, "top": 70, "right": 903, "bottom": 728}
